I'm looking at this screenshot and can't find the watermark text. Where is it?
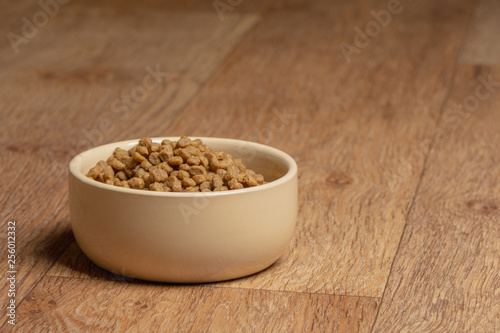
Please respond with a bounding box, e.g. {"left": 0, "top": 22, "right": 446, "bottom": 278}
{"left": 6, "top": 221, "right": 17, "bottom": 326}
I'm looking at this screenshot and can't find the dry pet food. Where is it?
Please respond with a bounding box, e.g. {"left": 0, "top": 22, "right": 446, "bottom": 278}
{"left": 86, "top": 137, "right": 266, "bottom": 192}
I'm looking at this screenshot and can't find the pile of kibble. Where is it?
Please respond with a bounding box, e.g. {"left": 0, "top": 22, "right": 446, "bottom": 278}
{"left": 86, "top": 137, "right": 265, "bottom": 192}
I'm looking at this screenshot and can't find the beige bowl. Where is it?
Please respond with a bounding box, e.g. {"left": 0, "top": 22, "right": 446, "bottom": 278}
{"left": 69, "top": 137, "right": 298, "bottom": 283}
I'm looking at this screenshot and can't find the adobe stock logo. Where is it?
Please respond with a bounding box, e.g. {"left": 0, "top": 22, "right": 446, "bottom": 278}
{"left": 340, "top": 0, "right": 410, "bottom": 63}
{"left": 7, "top": 0, "right": 71, "bottom": 54}
{"left": 213, "top": 0, "right": 244, "bottom": 21}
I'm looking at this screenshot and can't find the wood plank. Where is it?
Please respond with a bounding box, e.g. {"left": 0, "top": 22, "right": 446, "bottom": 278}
{"left": 0, "top": 0, "right": 266, "bottom": 54}
{"left": 0, "top": 165, "right": 73, "bottom": 327}
{"left": 0, "top": 4, "right": 259, "bottom": 157}
{"left": 0, "top": 4, "right": 259, "bottom": 328}
{"left": 461, "top": 0, "right": 500, "bottom": 65}
{"left": 372, "top": 66, "right": 500, "bottom": 331}
{"left": 5, "top": 276, "right": 379, "bottom": 332}
{"left": 47, "top": 236, "right": 143, "bottom": 281}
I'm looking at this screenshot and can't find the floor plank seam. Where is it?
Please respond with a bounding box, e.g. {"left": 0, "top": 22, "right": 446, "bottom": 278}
{"left": 369, "top": 157, "right": 429, "bottom": 332}
{"left": 0, "top": 240, "right": 73, "bottom": 331}
{"left": 368, "top": 1, "right": 479, "bottom": 330}
{"left": 37, "top": 274, "right": 383, "bottom": 300}
{"left": 208, "top": 284, "right": 383, "bottom": 299}
{"left": 187, "top": 14, "right": 263, "bottom": 108}
{"left": 13, "top": 239, "right": 75, "bottom": 313}
{"left": 146, "top": 14, "right": 262, "bottom": 128}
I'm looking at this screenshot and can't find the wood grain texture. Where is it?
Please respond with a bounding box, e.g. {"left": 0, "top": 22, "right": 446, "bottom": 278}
{"left": 461, "top": 0, "right": 500, "bottom": 65}
{"left": 0, "top": 5, "right": 259, "bottom": 148}
{"left": 3, "top": 0, "right": 497, "bottom": 331}
{"left": 5, "top": 276, "right": 379, "bottom": 332}
{"left": 372, "top": 66, "right": 500, "bottom": 332}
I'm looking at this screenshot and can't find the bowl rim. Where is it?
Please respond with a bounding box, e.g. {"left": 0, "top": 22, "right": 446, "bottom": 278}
{"left": 69, "top": 137, "right": 298, "bottom": 197}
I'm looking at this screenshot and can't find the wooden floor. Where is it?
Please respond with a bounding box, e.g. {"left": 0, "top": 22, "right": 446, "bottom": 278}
{"left": 1, "top": 0, "right": 499, "bottom": 331}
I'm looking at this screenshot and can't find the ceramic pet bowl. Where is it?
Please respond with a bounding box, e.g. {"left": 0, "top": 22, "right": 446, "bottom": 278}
{"left": 68, "top": 137, "right": 298, "bottom": 283}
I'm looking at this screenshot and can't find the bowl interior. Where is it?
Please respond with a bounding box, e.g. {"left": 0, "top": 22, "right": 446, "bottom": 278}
{"left": 71, "top": 137, "right": 296, "bottom": 193}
